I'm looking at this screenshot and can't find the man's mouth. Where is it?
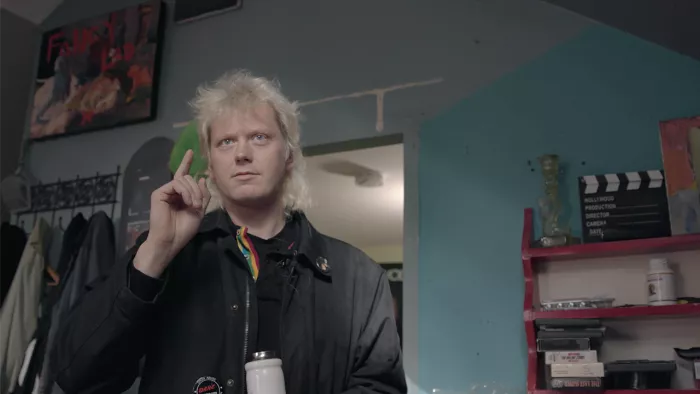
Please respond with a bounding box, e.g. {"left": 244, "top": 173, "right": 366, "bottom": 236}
{"left": 234, "top": 172, "right": 258, "bottom": 178}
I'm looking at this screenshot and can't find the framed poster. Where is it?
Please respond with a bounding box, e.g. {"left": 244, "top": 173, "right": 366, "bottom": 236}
{"left": 29, "top": 1, "right": 164, "bottom": 141}
{"left": 174, "top": 0, "right": 242, "bottom": 23}
{"left": 659, "top": 116, "right": 700, "bottom": 235}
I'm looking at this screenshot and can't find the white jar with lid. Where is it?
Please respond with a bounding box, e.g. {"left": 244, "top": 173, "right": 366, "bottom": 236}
{"left": 245, "top": 351, "right": 286, "bottom": 394}
{"left": 647, "top": 258, "right": 676, "bottom": 306}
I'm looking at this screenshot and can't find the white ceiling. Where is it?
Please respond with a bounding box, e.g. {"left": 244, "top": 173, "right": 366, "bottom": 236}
{"left": 0, "top": 0, "right": 64, "bottom": 24}
{"left": 304, "top": 144, "right": 403, "bottom": 249}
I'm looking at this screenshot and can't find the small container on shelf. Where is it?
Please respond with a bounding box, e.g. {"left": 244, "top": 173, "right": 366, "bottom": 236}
{"left": 647, "top": 258, "right": 677, "bottom": 306}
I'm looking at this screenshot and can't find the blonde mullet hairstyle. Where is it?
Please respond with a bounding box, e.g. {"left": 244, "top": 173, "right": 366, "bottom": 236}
{"left": 189, "top": 70, "right": 310, "bottom": 214}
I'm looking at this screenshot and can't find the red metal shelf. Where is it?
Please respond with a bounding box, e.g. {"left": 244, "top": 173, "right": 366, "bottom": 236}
{"left": 529, "top": 303, "right": 700, "bottom": 320}
{"left": 520, "top": 208, "right": 700, "bottom": 391}
{"left": 532, "top": 390, "right": 700, "bottom": 394}
{"left": 521, "top": 209, "right": 700, "bottom": 263}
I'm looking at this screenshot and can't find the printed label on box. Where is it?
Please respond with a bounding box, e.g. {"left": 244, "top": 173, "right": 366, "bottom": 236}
{"left": 545, "top": 351, "right": 598, "bottom": 365}
{"left": 550, "top": 363, "right": 605, "bottom": 378}
{"left": 550, "top": 377, "right": 602, "bottom": 389}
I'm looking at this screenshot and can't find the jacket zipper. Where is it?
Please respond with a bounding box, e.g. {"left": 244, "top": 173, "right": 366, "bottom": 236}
{"left": 279, "top": 258, "right": 294, "bottom": 363}
{"left": 242, "top": 278, "right": 251, "bottom": 394}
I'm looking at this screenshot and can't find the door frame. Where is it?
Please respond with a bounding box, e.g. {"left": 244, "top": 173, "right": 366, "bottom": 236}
{"left": 303, "top": 131, "right": 420, "bottom": 387}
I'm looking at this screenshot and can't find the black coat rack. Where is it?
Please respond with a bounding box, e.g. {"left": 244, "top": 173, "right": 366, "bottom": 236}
{"left": 14, "top": 166, "right": 121, "bottom": 230}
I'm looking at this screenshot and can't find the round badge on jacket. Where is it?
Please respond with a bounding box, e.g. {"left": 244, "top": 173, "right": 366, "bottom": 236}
{"left": 193, "top": 376, "right": 222, "bottom": 394}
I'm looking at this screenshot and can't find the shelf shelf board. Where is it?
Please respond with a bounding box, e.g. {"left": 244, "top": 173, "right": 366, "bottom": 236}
{"left": 530, "top": 303, "right": 700, "bottom": 320}
{"left": 522, "top": 209, "right": 700, "bottom": 391}
{"left": 520, "top": 208, "right": 700, "bottom": 263}
{"left": 532, "top": 390, "right": 700, "bottom": 394}
{"left": 524, "top": 233, "right": 700, "bottom": 263}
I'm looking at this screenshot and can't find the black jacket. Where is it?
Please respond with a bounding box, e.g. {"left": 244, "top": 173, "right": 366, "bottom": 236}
{"left": 0, "top": 222, "right": 27, "bottom": 306}
{"left": 44, "top": 212, "right": 115, "bottom": 394}
{"left": 14, "top": 213, "right": 90, "bottom": 394}
{"left": 52, "top": 210, "right": 406, "bottom": 394}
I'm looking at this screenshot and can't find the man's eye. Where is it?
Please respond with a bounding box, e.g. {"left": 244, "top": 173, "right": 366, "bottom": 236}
{"left": 253, "top": 134, "right": 268, "bottom": 141}
{"left": 220, "top": 138, "right": 233, "bottom": 145}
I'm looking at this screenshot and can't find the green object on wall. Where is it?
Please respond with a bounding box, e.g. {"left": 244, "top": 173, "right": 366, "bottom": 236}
{"left": 170, "top": 120, "right": 208, "bottom": 177}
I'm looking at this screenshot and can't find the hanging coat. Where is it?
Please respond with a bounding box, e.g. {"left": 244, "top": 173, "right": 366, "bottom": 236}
{"left": 0, "top": 219, "right": 50, "bottom": 394}
{"left": 41, "top": 212, "right": 115, "bottom": 394}
{"left": 1, "top": 222, "right": 28, "bottom": 306}
{"left": 11, "top": 214, "right": 88, "bottom": 394}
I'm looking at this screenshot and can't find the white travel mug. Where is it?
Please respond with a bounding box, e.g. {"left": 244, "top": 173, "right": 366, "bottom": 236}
{"left": 245, "top": 351, "right": 286, "bottom": 394}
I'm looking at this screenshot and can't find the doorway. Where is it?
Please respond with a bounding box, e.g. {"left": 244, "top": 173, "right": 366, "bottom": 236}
{"left": 303, "top": 135, "right": 405, "bottom": 342}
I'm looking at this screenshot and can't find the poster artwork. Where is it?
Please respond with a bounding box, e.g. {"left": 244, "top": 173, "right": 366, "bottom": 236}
{"left": 29, "top": 1, "right": 164, "bottom": 141}
{"left": 659, "top": 116, "right": 700, "bottom": 235}
{"left": 174, "top": 0, "right": 242, "bottom": 23}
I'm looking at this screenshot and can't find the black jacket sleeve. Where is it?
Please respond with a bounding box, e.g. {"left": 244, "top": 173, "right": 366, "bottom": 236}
{"left": 52, "top": 233, "right": 166, "bottom": 394}
{"left": 345, "top": 271, "right": 407, "bottom": 394}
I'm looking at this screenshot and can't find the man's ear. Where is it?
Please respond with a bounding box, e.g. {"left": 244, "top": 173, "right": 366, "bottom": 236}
{"left": 206, "top": 166, "right": 215, "bottom": 182}
{"left": 285, "top": 150, "right": 294, "bottom": 169}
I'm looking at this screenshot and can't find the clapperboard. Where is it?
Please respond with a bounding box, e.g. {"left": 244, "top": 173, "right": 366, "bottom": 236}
{"left": 578, "top": 170, "right": 671, "bottom": 243}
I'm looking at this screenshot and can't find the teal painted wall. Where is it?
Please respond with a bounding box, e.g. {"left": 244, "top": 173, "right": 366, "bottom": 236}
{"left": 417, "top": 24, "right": 700, "bottom": 392}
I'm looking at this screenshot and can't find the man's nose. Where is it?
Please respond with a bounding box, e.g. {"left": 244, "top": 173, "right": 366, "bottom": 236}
{"left": 234, "top": 141, "right": 252, "bottom": 163}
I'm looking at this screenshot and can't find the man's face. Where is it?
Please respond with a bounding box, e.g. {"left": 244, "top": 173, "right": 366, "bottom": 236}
{"left": 208, "top": 103, "right": 291, "bottom": 208}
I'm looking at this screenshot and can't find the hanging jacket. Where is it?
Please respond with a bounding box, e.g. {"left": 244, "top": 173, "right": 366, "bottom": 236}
{"left": 1, "top": 222, "right": 28, "bottom": 306}
{"left": 53, "top": 214, "right": 89, "bottom": 282}
{"left": 41, "top": 212, "right": 115, "bottom": 394}
{"left": 0, "top": 219, "right": 50, "bottom": 394}
{"left": 52, "top": 210, "right": 406, "bottom": 394}
{"left": 11, "top": 214, "right": 88, "bottom": 394}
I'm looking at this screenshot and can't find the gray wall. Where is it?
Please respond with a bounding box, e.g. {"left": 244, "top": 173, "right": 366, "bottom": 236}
{"left": 32, "top": 0, "right": 590, "bottom": 183}
{"left": 1, "top": 9, "right": 39, "bottom": 221}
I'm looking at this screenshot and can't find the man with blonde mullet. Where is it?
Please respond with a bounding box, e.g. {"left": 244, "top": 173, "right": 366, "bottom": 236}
{"left": 52, "top": 70, "right": 406, "bottom": 394}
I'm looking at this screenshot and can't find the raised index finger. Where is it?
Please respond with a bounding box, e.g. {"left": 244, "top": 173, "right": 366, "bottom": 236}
{"left": 175, "top": 149, "right": 193, "bottom": 178}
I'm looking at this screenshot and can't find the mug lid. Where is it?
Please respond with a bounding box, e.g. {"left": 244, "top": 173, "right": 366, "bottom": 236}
{"left": 252, "top": 351, "right": 277, "bottom": 361}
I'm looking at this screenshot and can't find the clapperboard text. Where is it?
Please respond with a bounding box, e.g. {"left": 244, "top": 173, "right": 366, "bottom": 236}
{"left": 578, "top": 171, "right": 671, "bottom": 243}
{"left": 583, "top": 197, "right": 613, "bottom": 232}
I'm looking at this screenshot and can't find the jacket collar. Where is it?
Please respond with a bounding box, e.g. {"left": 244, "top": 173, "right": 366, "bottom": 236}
{"left": 28, "top": 218, "right": 51, "bottom": 254}
{"left": 198, "top": 209, "right": 331, "bottom": 277}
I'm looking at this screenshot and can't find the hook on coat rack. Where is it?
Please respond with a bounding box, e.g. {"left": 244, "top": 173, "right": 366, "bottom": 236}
{"left": 13, "top": 166, "right": 121, "bottom": 229}
{"left": 90, "top": 171, "right": 100, "bottom": 217}
{"left": 50, "top": 178, "right": 61, "bottom": 228}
